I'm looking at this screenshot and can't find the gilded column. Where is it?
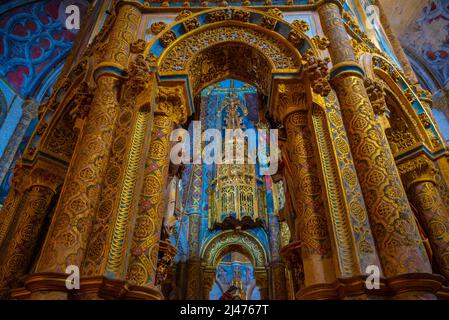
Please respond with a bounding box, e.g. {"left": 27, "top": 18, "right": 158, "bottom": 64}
{"left": 254, "top": 270, "right": 269, "bottom": 300}
{"left": 81, "top": 55, "right": 156, "bottom": 282}
{"left": 0, "top": 168, "right": 61, "bottom": 297}
{"left": 126, "top": 86, "right": 187, "bottom": 288}
{"left": 185, "top": 150, "right": 204, "bottom": 299}
{"left": 398, "top": 156, "right": 449, "bottom": 280}
{"left": 283, "top": 110, "right": 335, "bottom": 287}
{"left": 318, "top": 1, "right": 432, "bottom": 281}
{"left": 34, "top": 75, "right": 121, "bottom": 274}
{"left": 268, "top": 214, "right": 287, "bottom": 300}
{"left": 185, "top": 213, "right": 202, "bottom": 300}
{"left": 202, "top": 268, "right": 216, "bottom": 300}
{"left": 0, "top": 165, "right": 30, "bottom": 247}
{"left": 33, "top": 2, "right": 141, "bottom": 279}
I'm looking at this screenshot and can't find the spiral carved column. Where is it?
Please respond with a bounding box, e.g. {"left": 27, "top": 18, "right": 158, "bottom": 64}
{"left": 126, "top": 86, "right": 187, "bottom": 288}
{"left": 283, "top": 110, "right": 335, "bottom": 288}
{"left": 0, "top": 168, "right": 61, "bottom": 297}
{"left": 398, "top": 156, "right": 449, "bottom": 280}
{"left": 318, "top": 2, "right": 433, "bottom": 291}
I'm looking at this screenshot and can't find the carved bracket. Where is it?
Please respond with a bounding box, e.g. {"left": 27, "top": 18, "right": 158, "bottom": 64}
{"left": 303, "top": 50, "right": 331, "bottom": 97}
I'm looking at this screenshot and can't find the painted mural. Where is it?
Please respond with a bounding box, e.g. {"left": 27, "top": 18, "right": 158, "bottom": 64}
{"left": 400, "top": 0, "right": 449, "bottom": 86}
{"left": 0, "top": 0, "right": 89, "bottom": 206}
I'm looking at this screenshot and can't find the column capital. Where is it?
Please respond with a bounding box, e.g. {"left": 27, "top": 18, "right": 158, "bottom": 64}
{"left": 398, "top": 155, "right": 438, "bottom": 190}
{"left": 271, "top": 80, "right": 307, "bottom": 124}
{"left": 155, "top": 86, "right": 189, "bottom": 125}
{"left": 11, "top": 163, "right": 32, "bottom": 193}
{"left": 27, "top": 167, "right": 64, "bottom": 194}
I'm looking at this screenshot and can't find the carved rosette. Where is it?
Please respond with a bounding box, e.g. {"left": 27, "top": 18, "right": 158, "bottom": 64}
{"left": 130, "top": 39, "right": 147, "bottom": 54}
{"left": 291, "top": 19, "right": 310, "bottom": 32}
{"left": 207, "top": 10, "right": 226, "bottom": 23}
{"left": 175, "top": 10, "right": 199, "bottom": 32}
{"left": 160, "top": 30, "right": 177, "bottom": 48}
{"left": 232, "top": 9, "right": 250, "bottom": 22}
{"left": 311, "top": 35, "right": 330, "bottom": 51}
{"left": 262, "top": 8, "right": 283, "bottom": 30}
{"left": 419, "top": 113, "right": 432, "bottom": 128}
{"left": 288, "top": 29, "right": 305, "bottom": 47}
{"left": 150, "top": 21, "right": 167, "bottom": 35}
{"left": 183, "top": 18, "right": 199, "bottom": 32}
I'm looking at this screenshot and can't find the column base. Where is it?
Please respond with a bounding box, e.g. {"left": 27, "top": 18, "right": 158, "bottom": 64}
{"left": 296, "top": 273, "right": 448, "bottom": 300}
{"left": 8, "top": 273, "right": 164, "bottom": 300}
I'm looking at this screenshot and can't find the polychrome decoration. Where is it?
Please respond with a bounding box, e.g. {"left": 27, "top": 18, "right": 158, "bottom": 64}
{"left": 0, "top": 0, "right": 448, "bottom": 303}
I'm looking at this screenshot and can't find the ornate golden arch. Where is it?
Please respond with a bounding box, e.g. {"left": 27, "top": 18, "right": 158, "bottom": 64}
{"left": 144, "top": 7, "right": 322, "bottom": 111}
{"left": 360, "top": 52, "right": 444, "bottom": 152}
{"left": 200, "top": 230, "right": 270, "bottom": 299}
{"left": 201, "top": 230, "right": 269, "bottom": 268}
